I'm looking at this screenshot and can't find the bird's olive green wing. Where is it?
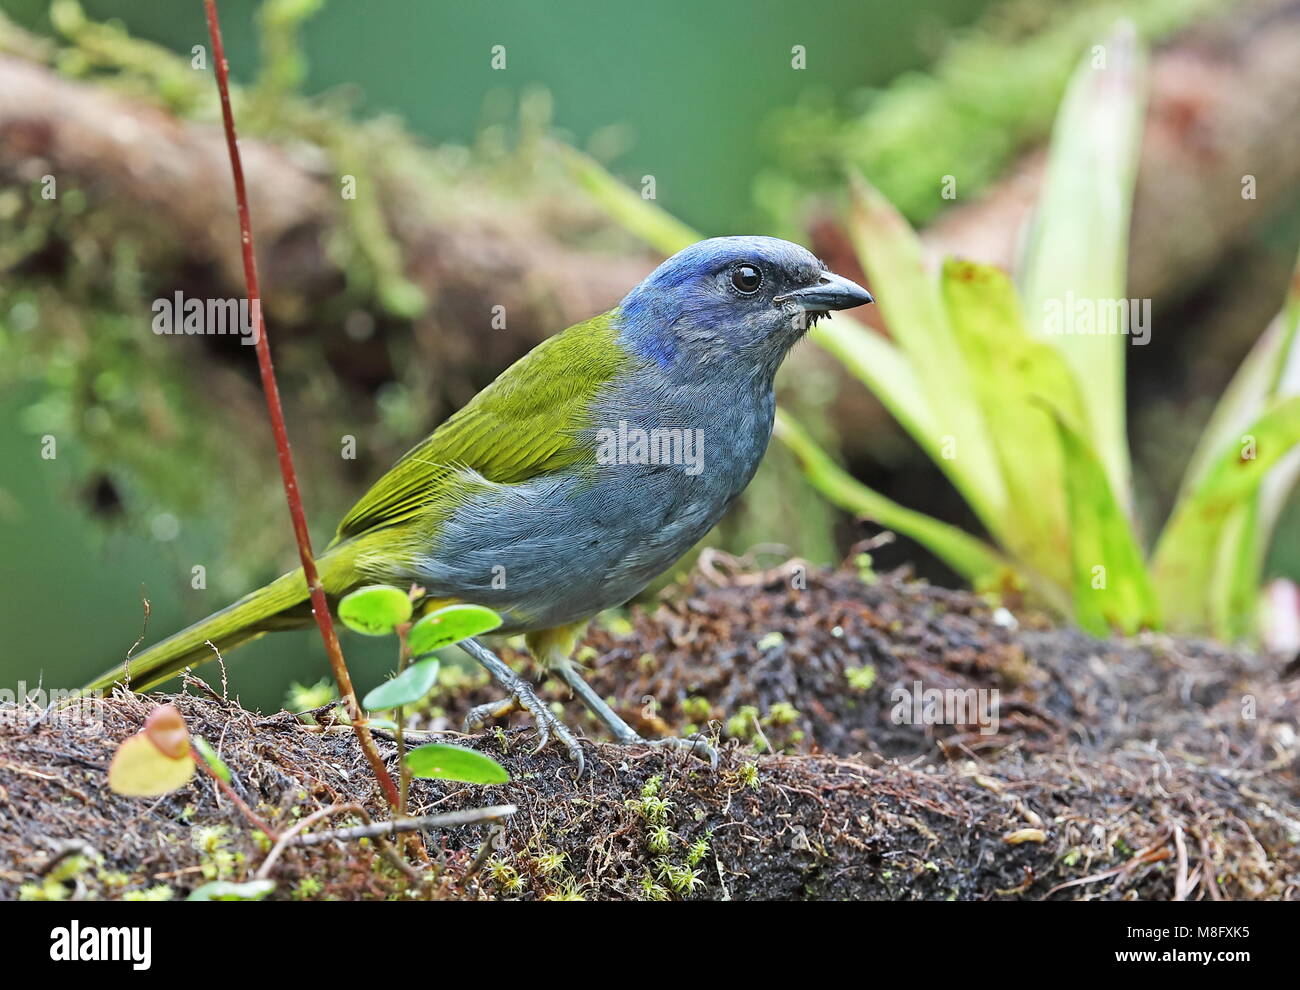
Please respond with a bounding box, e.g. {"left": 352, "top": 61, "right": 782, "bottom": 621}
{"left": 330, "top": 310, "right": 628, "bottom": 544}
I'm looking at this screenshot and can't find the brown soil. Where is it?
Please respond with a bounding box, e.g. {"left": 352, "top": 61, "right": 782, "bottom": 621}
{"left": 2, "top": 557, "right": 1297, "bottom": 901}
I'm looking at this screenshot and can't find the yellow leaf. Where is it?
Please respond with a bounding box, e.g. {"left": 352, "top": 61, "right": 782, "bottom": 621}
{"left": 108, "top": 730, "right": 196, "bottom": 797}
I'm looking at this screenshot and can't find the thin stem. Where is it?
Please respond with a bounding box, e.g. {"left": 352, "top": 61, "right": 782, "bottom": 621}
{"left": 193, "top": 746, "right": 279, "bottom": 842}
{"left": 395, "top": 623, "right": 411, "bottom": 816}
{"left": 292, "top": 806, "right": 517, "bottom": 846}
{"left": 202, "top": 0, "right": 400, "bottom": 809}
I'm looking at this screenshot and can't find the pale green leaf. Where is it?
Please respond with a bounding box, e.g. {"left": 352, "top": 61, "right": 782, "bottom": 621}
{"left": 1152, "top": 396, "right": 1300, "bottom": 635}
{"left": 1050, "top": 405, "right": 1158, "bottom": 635}
{"left": 108, "top": 731, "right": 196, "bottom": 797}
{"left": 1180, "top": 251, "right": 1300, "bottom": 496}
{"left": 774, "top": 408, "right": 1011, "bottom": 588}
{"left": 1019, "top": 24, "right": 1147, "bottom": 508}
{"left": 558, "top": 144, "right": 700, "bottom": 255}
{"left": 811, "top": 313, "right": 938, "bottom": 454}
{"left": 405, "top": 743, "right": 510, "bottom": 784}
{"left": 338, "top": 585, "right": 412, "bottom": 636}
{"left": 187, "top": 879, "right": 276, "bottom": 902}
{"left": 362, "top": 658, "right": 440, "bottom": 711}
{"left": 846, "top": 172, "right": 1007, "bottom": 534}
{"left": 941, "top": 259, "right": 1084, "bottom": 587}
{"left": 408, "top": 604, "right": 502, "bottom": 658}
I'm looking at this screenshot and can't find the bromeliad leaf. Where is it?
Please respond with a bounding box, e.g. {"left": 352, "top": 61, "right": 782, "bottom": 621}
{"left": 1152, "top": 396, "right": 1300, "bottom": 635}
{"left": 941, "top": 259, "right": 1082, "bottom": 588}
{"left": 558, "top": 143, "right": 700, "bottom": 255}
{"left": 405, "top": 743, "right": 510, "bottom": 784}
{"left": 1018, "top": 24, "right": 1146, "bottom": 508}
{"left": 362, "top": 658, "right": 440, "bottom": 711}
{"left": 774, "top": 409, "right": 1011, "bottom": 588}
{"left": 408, "top": 604, "right": 502, "bottom": 659}
{"left": 846, "top": 171, "right": 1007, "bottom": 535}
{"left": 1049, "top": 405, "right": 1158, "bottom": 636}
{"left": 812, "top": 313, "right": 938, "bottom": 460}
{"left": 338, "top": 585, "right": 413, "bottom": 636}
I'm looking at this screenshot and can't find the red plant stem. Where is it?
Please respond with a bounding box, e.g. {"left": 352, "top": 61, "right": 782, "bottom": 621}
{"left": 201, "top": 0, "right": 400, "bottom": 810}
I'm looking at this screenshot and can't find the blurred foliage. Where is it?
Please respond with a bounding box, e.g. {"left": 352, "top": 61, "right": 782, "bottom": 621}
{"left": 757, "top": 0, "right": 1237, "bottom": 231}
{"left": 0, "top": 0, "right": 631, "bottom": 579}
{"left": 0, "top": 0, "right": 1294, "bottom": 713}
{"left": 6, "top": 0, "right": 939, "bottom": 701}
{"left": 573, "top": 26, "right": 1300, "bottom": 640}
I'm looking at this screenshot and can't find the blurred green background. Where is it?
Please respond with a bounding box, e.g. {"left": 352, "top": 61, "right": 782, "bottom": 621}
{"left": 2, "top": 0, "right": 989, "bottom": 231}
{"left": 1, "top": 0, "right": 1296, "bottom": 709}
{"left": 0, "top": 0, "right": 997, "bottom": 706}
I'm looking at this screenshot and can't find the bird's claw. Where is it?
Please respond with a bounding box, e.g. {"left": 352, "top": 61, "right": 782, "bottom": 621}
{"left": 465, "top": 683, "right": 585, "bottom": 776}
{"left": 638, "top": 733, "right": 719, "bottom": 770}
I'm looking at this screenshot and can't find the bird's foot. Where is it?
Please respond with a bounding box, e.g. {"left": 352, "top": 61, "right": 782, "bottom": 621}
{"left": 464, "top": 680, "right": 585, "bottom": 775}
{"left": 545, "top": 658, "right": 718, "bottom": 769}
{"left": 610, "top": 726, "right": 719, "bottom": 769}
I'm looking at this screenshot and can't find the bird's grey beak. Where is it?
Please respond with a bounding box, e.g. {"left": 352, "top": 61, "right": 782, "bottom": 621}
{"left": 774, "top": 272, "right": 874, "bottom": 312}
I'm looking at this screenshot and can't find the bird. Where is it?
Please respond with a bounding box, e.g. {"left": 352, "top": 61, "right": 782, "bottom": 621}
{"left": 86, "top": 236, "right": 873, "bottom": 772}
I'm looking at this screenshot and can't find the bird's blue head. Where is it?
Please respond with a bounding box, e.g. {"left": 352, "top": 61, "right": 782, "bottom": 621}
{"left": 618, "top": 236, "right": 873, "bottom": 381}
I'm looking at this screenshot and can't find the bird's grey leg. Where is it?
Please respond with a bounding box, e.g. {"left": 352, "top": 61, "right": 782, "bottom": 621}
{"left": 460, "top": 637, "right": 585, "bottom": 774}
{"left": 552, "top": 657, "right": 718, "bottom": 770}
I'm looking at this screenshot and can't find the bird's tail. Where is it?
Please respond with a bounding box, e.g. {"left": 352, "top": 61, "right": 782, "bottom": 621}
{"left": 86, "top": 555, "right": 340, "bottom": 694}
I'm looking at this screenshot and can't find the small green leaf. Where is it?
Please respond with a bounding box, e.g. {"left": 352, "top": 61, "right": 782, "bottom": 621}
{"left": 338, "top": 585, "right": 412, "bottom": 636}
{"left": 187, "top": 879, "right": 276, "bottom": 902}
{"left": 192, "top": 735, "right": 230, "bottom": 783}
{"left": 408, "top": 604, "right": 502, "bottom": 658}
{"left": 362, "top": 658, "right": 440, "bottom": 711}
{"left": 405, "top": 743, "right": 510, "bottom": 784}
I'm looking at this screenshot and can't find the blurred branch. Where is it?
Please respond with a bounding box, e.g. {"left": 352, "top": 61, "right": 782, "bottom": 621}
{"left": 0, "top": 53, "right": 652, "bottom": 361}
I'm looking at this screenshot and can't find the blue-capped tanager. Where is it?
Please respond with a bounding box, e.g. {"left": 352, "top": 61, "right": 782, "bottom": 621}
{"left": 87, "top": 236, "right": 873, "bottom": 770}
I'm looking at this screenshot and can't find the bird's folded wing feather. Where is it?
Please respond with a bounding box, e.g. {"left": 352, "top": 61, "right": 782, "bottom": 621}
{"left": 330, "top": 310, "right": 628, "bottom": 543}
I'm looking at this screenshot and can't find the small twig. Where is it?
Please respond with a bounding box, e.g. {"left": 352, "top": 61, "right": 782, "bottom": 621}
{"left": 122, "top": 591, "right": 152, "bottom": 691}
{"left": 36, "top": 839, "right": 100, "bottom": 878}
{"left": 460, "top": 823, "right": 505, "bottom": 887}
{"left": 255, "top": 802, "right": 361, "bottom": 880}
{"left": 254, "top": 802, "right": 510, "bottom": 885}
{"left": 293, "top": 806, "right": 517, "bottom": 847}
{"left": 202, "top": 0, "right": 400, "bottom": 810}
{"left": 749, "top": 710, "right": 774, "bottom": 755}
{"left": 1172, "top": 824, "right": 1190, "bottom": 901}
{"left": 394, "top": 622, "right": 412, "bottom": 816}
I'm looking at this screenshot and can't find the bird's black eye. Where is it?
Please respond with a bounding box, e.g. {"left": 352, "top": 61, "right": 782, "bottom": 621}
{"left": 731, "top": 264, "right": 762, "bottom": 295}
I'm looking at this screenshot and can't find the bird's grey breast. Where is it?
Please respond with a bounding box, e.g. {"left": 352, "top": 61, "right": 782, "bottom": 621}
{"left": 583, "top": 369, "right": 776, "bottom": 583}
{"left": 410, "top": 367, "right": 775, "bottom": 631}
